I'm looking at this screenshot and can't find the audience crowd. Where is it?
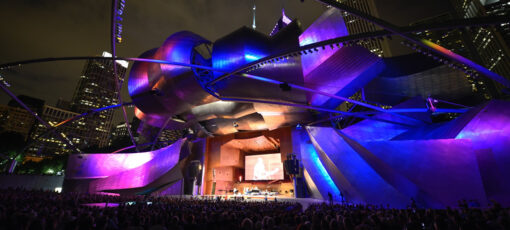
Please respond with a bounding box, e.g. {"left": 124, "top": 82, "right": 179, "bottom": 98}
{"left": 1, "top": 188, "right": 509, "bottom": 230}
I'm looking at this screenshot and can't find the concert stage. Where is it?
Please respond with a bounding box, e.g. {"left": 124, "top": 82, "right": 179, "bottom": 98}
{"left": 63, "top": 6, "right": 510, "bottom": 209}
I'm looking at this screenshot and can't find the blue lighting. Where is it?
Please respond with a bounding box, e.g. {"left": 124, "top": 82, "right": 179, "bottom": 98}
{"left": 244, "top": 54, "right": 261, "bottom": 61}
{"left": 93, "top": 103, "right": 124, "bottom": 112}
{"left": 243, "top": 74, "right": 280, "bottom": 84}
{"left": 302, "top": 136, "right": 341, "bottom": 200}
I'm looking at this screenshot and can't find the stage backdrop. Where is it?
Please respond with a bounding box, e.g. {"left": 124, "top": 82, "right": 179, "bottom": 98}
{"left": 203, "top": 127, "right": 292, "bottom": 195}
{"left": 245, "top": 153, "right": 284, "bottom": 180}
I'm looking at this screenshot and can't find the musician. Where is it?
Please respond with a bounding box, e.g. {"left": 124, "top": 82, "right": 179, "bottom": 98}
{"left": 253, "top": 157, "right": 279, "bottom": 180}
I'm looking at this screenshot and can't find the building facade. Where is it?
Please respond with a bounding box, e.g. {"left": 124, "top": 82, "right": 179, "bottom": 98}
{"left": 485, "top": 0, "right": 510, "bottom": 46}
{"left": 409, "top": 13, "right": 494, "bottom": 100}
{"left": 26, "top": 105, "right": 79, "bottom": 156}
{"left": 337, "top": 0, "right": 392, "bottom": 57}
{"left": 448, "top": 0, "right": 510, "bottom": 94}
{"left": 0, "top": 105, "right": 36, "bottom": 141}
{"left": 70, "top": 51, "right": 128, "bottom": 149}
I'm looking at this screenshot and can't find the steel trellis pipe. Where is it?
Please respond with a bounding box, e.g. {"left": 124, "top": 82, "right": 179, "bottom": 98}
{"left": 0, "top": 82, "right": 81, "bottom": 153}
{"left": 314, "top": 0, "right": 510, "bottom": 88}
{"left": 150, "top": 116, "right": 174, "bottom": 151}
{"left": 24, "top": 102, "right": 133, "bottom": 153}
{"left": 111, "top": 0, "right": 138, "bottom": 152}
{"left": 217, "top": 96, "right": 416, "bottom": 127}
{"left": 241, "top": 74, "right": 425, "bottom": 125}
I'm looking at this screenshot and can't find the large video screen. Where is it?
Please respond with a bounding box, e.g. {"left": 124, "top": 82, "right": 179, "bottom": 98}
{"left": 245, "top": 153, "right": 284, "bottom": 180}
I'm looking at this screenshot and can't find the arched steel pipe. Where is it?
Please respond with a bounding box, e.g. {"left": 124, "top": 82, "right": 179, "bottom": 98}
{"left": 0, "top": 57, "right": 228, "bottom": 72}
{"left": 314, "top": 0, "right": 510, "bottom": 88}
{"left": 1, "top": 15, "right": 507, "bottom": 72}
{"left": 150, "top": 116, "right": 174, "bottom": 151}
{"left": 206, "top": 14, "right": 510, "bottom": 88}
{"left": 23, "top": 102, "right": 133, "bottom": 154}
{"left": 0, "top": 55, "right": 432, "bottom": 126}
{"left": 0, "top": 82, "right": 81, "bottom": 153}
{"left": 111, "top": 0, "right": 137, "bottom": 152}
{"left": 215, "top": 96, "right": 416, "bottom": 127}
{"left": 1, "top": 56, "right": 417, "bottom": 121}
{"left": 241, "top": 74, "right": 426, "bottom": 125}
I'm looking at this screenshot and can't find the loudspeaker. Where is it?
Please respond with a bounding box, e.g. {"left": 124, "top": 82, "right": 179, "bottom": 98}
{"left": 284, "top": 158, "right": 299, "bottom": 175}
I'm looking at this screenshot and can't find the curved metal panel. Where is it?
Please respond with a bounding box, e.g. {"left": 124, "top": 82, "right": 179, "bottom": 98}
{"left": 66, "top": 152, "right": 156, "bottom": 179}
{"left": 134, "top": 107, "right": 187, "bottom": 130}
{"left": 304, "top": 45, "right": 383, "bottom": 107}
{"left": 201, "top": 112, "right": 267, "bottom": 135}
{"left": 89, "top": 139, "right": 186, "bottom": 191}
{"left": 128, "top": 31, "right": 218, "bottom": 126}
{"left": 456, "top": 100, "right": 510, "bottom": 205}
{"left": 299, "top": 8, "right": 349, "bottom": 76}
{"left": 188, "top": 101, "right": 255, "bottom": 121}
{"left": 211, "top": 26, "right": 308, "bottom": 104}
{"left": 306, "top": 126, "right": 413, "bottom": 208}
{"left": 212, "top": 27, "right": 271, "bottom": 78}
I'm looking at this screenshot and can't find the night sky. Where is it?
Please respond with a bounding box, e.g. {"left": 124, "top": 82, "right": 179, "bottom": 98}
{"left": 0, "top": 0, "right": 447, "bottom": 122}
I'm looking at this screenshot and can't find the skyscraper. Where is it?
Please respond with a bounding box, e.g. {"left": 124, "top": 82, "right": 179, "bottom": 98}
{"left": 485, "top": 0, "right": 510, "bottom": 46}
{"left": 70, "top": 51, "right": 129, "bottom": 149}
{"left": 2, "top": 95, "right": 44, "bottom": 141}
{"left": 337, "top": 0, "right": 392, "bottom": 57}
{"left": 0, "top": 105, "right": 35, "bottom": 141}
{"left": 26, "top": 105, "right": 79, "bottom": 156}
{"left": 447, "top": 0, "right": 510, "bottom": 94}
{"left": 409, "top": 13, "right": 494, "bottom": 100}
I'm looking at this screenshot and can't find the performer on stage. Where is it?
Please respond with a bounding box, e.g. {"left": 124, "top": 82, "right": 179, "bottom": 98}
{"left": 253, "top": 157, "right": 280, "bottom": 180}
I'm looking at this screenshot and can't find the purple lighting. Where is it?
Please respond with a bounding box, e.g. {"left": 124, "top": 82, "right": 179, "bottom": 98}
{"left": 299, "top": 8, "right": 348, "bottom": 76}
{"left": 66, "top": 152, "right": 156, "bottom": 179}
{"left": 66, "top": 139, "right": 186, "bottom": 193}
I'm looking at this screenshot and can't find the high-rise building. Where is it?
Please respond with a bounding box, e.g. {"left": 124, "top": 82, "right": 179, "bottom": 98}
{"left": 8, "top": 95, "right": 45, "bottom": 115}
{"left": 485, "top": 0, "right": 510, "bottom": 46}
{"left": 337, "top": 0, "right": 392, "bottom": 57}
{"left": 26, "top": 105, "right": 79, "bottom": 156}
{"left": 70, "top": 51, "right": 129, "bottom": 149}
{"left": 447, "top": 0, "right": 510, "bottom": 94}
{"left": 56, "top": 98, "right": 72, "bottom": 111}
{"left": 409, "top": 13, "right": 494, "bottom": 100}
{"left": 0, "top": 105, "right": 35, "bottom": 141}
{"left": 338, "top": 0, "right": 510, "bottom": 97}
{"left": 159, "top": 129, "right": 185, "bottom": 145}
{"left": 111, "top": 122, "right": 129, "bottom": 141}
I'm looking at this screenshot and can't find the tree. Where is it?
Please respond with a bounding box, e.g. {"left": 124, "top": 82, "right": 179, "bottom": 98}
{"left": 0, "top": 131, "right": 26, "bottom": 173}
